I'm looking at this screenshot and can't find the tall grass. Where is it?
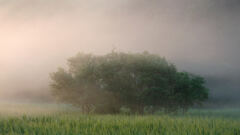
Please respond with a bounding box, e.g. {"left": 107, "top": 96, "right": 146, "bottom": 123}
{"left": 0, "top": 103, "right": 240, "bottom": 135}
{"left": 0, "top": 114, "right": 240, "bottom": 135}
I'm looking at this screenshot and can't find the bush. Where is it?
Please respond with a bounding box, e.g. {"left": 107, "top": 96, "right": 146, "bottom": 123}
{"left": 50, "top": 51, "right": 209, "bottom": 114}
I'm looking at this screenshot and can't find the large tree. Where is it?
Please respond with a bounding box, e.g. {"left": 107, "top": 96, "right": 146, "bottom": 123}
{"left": 50, "top": 51, "right": 209, "bottom": 113}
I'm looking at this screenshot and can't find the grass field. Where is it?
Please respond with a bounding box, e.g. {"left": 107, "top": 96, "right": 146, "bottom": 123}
{"left": 0, "top": 102, "right": 240, "bottom": 135}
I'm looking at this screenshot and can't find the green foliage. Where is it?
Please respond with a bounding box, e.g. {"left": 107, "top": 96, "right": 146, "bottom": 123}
{"left": 50, "top": 51, "right": 209, "bottom": 113}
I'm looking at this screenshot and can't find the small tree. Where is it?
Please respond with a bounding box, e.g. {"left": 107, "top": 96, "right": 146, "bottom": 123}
{"left": 50, "top": 51, "right": 209, "bottom": 114}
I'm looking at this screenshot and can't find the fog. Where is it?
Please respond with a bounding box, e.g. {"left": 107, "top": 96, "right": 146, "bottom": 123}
{"left": 0, "top": 0, "right": 240, "bottom": 104}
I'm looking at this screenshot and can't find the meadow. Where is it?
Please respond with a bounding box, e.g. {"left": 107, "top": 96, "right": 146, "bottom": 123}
{"left": 0, "top": 102, "right": 240, "bottom": 135}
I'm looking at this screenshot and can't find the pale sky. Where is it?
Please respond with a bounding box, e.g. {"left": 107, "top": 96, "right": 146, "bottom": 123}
{"left": 0, "top": 0, "right": 240, "bottom": 101}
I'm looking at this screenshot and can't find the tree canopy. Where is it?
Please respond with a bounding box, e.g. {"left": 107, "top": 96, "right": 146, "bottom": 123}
{"left": 50, "top": 51, "right": 209, "bottom": 114}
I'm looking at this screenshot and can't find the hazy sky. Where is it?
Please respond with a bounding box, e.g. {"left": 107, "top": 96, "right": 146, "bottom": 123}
{"left": 0, "top": 0, "right": 240, "bottom": 101}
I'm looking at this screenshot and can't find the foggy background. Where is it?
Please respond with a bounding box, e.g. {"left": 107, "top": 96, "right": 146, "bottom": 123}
{"left": 0, "top": 0, "right": 239, "bottom": 106}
